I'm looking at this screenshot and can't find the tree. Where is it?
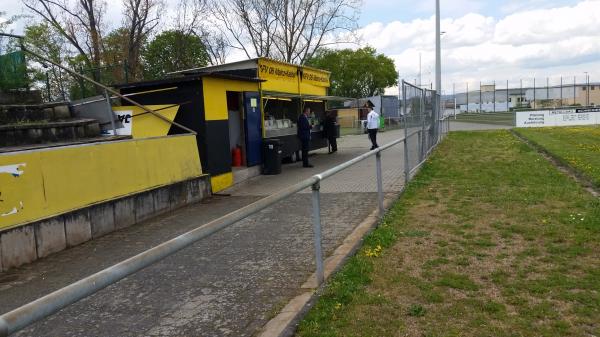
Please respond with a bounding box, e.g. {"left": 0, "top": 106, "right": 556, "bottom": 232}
{"left": 142, "top": 30, "right": 209, "bottom": 79}
{"left": 0, "top": 12, "right": 29, "bottom": 91}
{"left": 307, "top": 47, "right": 397, "bottom": 98}
{"left": 122, "top": 0, "right": 162, "bottom": 80}
{"left": 0, "top": 11, "right": 17, "bottom": 33}
{"left": 23, "top": 0, "right": 106, "bottom": 84}
{"left": 102, "top": 28, "right": 128, "bottom": 64}
{"left": 213, "top": 0, "right": 361, "bottom": 64}
{"left": 23, "top": 23, "right": 70, "bottom": 100}
{"left": 172, "top": 0, "right": 228, "bottom": 65}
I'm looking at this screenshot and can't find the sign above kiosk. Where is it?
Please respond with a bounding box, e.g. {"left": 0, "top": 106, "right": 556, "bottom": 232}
{"left": 170, "top": 57, "right": 331, "bottom": 96}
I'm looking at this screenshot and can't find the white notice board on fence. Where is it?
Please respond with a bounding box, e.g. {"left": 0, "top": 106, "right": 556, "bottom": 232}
{"left": 516, "top": 108, "right": 600, "bottom": 128}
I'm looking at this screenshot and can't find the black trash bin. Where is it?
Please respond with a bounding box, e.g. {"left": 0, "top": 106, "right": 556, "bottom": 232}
{"left": 262, "top": 138, "right": 282, "bottom": 175}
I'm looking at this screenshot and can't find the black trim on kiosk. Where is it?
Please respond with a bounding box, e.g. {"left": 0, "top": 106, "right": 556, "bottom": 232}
{"left": 117, "top": 75, "right": 263, "bottom": 180}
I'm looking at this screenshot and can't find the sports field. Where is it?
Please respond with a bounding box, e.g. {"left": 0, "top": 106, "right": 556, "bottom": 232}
{"left": 454, "top": 112, "right": 515, "bottom": 126}
{"left": 297, "top": 130, "right": 600, "bottom": 337}
{"left": 516, "top": 126, "right": 600, "bottom": 187}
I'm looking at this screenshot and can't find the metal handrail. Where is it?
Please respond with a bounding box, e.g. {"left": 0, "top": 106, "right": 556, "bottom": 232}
{"left": 0, "top": 33, "right": 195, "bottom": 135}
{"left": 0, "top": 127, "right": 425, "bottom": 337}
{"left": 69, "top": 87, "right": 178, "bottom": 107}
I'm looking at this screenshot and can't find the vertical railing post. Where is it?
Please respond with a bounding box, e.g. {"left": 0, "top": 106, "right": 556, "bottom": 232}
{"left": 124, "top": 60, "right": 129, "bottom": 84}
{"left": 417, "top": 130, "right": 422, "bottom": 162}
{"left": 375, "top": 152, "right": 384, "bottom": 216}
{"left": 421, "top": 95, "right": 427, "bottom": 161}
{"left": 403, "top": 82, "right": 410, "bottom": 185}
{"left": 311, "top": 181, "right": 325, "bottom": 286}
{"left": 45, "top": 71, "right": 51, "bottom": 102}
{"left": 78, "top": 66, "right": 86, "bottom": 99}
{"left": 104, "top": 89, "right": 117, "bottom": 136}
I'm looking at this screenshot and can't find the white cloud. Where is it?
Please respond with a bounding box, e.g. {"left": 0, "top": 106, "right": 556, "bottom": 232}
{"left": 494, "top": 1, "right": 600, "bottom": 45}
{"left": 354, "top": 0, "right": 600, "bottom": 92}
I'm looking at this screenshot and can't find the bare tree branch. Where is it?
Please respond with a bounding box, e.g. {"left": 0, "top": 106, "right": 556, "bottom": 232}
{"left": 24, "top": 0, "right": 106, "bottom": 84}
{"left": 122, "top": 0, "right": 163, "bottom": 79}
{"left": 210, "top": 0, "right": 361, "bottom": 64}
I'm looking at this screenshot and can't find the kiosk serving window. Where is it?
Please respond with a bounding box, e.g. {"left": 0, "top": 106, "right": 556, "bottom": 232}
{"left": 263, "top": 97, "right": 327, "bottom": 138}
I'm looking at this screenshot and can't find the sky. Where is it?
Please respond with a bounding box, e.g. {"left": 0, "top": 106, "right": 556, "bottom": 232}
{"left": 356, "top": 0, "right": 600, "bottom": 94}
{"left": 3, "top": 0, "right": 600, "bottom": 93}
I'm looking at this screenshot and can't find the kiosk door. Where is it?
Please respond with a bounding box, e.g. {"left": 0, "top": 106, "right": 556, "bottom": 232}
{"left": 244, "top": 92, "right": 262, "bottom": 167}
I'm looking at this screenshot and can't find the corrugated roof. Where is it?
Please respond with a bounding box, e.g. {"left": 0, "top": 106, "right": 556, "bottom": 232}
{"left": 169, "top": 57, "right": 331, "bottom": 76}
{"left": 114, "top": 72, "right": 263, "bottom": 89}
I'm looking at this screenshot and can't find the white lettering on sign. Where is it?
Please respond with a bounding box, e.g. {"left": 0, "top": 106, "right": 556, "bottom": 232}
{"left": 107, "top": 110, "right": 133, "bottom": 135}
{"left": 259, "top": 64, "right": 297, "bottom": 79}
{"left": 517, "top": 110, "right": 600, "bottom": 127}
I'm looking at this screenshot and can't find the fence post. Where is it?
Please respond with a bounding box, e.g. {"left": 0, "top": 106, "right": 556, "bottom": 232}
{"left": 104, "top": 89, "right": 117, "bottom": 136}
{"left": 418, "top": 129, "right": 423, "bottom": 163}
{"left": 420, "top": 92, "right": 426, "bottom": 161}
{"left": 311, "top": 182, "right": 325, "bottom": 285}
{"left": 403, "top": 82, "right": 410, "bottom": 185}
{"left": 375, "top": 152, "right": 384, "bottom": 216}
{"left": 124, "top": 61, "right": 129, "bottom": 84}
{"left": 45, "top": 71, "right": 51, "bottom": 102}
{"left": 78, "top": 66, "right": 86, "bottom": 98}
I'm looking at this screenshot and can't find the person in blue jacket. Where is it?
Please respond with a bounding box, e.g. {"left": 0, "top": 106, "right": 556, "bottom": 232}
{"left": 297, "top": 106, "right": 313, "bottom": 168}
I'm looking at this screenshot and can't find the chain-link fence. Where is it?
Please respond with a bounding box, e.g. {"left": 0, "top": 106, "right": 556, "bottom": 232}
{"left": 401, "top": 81, "right": 445, "bottom": 178}
{"left": 336, "top": 113, "right": 405, "bottom": 136}
{"left": 445, "top": 76, "right": 599, "bottom": 117}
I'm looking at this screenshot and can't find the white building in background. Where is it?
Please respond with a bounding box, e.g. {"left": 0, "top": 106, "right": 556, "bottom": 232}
{"left": 524, "top": 83, "right": 600, "bottom": 107}
{"left": 447, "top": 82, "right": 600, "bottom": 113}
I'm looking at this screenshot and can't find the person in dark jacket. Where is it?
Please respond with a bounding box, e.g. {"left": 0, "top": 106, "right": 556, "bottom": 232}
{"left": 323, "top": 111, "right": 337, "bottom": 153}
{"left": 297, "top": 106, "right": 313, "bottom": 168}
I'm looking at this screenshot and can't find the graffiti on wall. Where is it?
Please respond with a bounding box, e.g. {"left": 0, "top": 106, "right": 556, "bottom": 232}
{"left": 0, "top": 163, "right": 26, "bottom": 217}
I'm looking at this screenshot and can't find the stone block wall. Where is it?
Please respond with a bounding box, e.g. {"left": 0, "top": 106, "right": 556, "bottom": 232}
{"left": 0, "top": 175, "right": 210, "bottom": 272}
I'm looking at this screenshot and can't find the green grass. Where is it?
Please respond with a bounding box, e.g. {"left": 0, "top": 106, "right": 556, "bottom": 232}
{"left": 454, "top": 112, "right": 515, "bottom": 126}
{"left": 515, "top": 126, "right": 600, "bottom": 187}
{"left": 296, "top": 130, "right": 600, "bottom": 337}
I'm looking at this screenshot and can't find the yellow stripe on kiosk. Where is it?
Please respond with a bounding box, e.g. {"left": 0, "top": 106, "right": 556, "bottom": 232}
{"left": 112, "top": 104, "right": 180, "bottom": 138}
{"left": 211, "top": 172, "right": 234, "bottom": 193}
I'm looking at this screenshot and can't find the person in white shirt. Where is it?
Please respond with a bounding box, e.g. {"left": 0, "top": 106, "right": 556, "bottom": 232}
{"left": 366, "top": 103, "right": 379, "bottom": 150}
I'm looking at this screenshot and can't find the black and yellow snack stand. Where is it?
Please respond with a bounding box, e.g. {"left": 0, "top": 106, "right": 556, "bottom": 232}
{"left": 118, "top": 57, "right": 342, "bottom": 193}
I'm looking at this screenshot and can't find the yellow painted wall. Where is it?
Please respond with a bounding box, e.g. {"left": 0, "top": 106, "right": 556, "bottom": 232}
{"left": 210, "top": 173, "right": 234, "bottom": 193}
{"left": 299, "top": 83, "right": 328, "bottom": 96}
{"left": 113, "top": 105, "right": 180, "bottom": 138}
{"left": 202, "top": 78, "right": 259, "bottom": 121}
{"left": 258, "top": 58, "right": 300, "bottom": 94}
{"left": 0, "top": 135, "right": 202, "bottom": 231}
{"left": 257, "top": 58, "right": 330, "bottom": 96}
{"left": 300, "top": 67, "right": 330, "bottom": 96}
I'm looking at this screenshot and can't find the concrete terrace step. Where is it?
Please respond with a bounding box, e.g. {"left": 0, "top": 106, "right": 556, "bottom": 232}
{"left": 0, "top": 102, "right": 72, "bottom": 124}
{"left": 0, "top": 135, "right": 132, "bottom": 153}
{"left": 0, "top": 118, "right": 102, "bottom": 147}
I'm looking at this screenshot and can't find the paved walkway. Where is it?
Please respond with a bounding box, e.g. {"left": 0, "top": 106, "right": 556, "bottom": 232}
{"left": 0, "top": 123, "right": 494, "bottom": 336}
